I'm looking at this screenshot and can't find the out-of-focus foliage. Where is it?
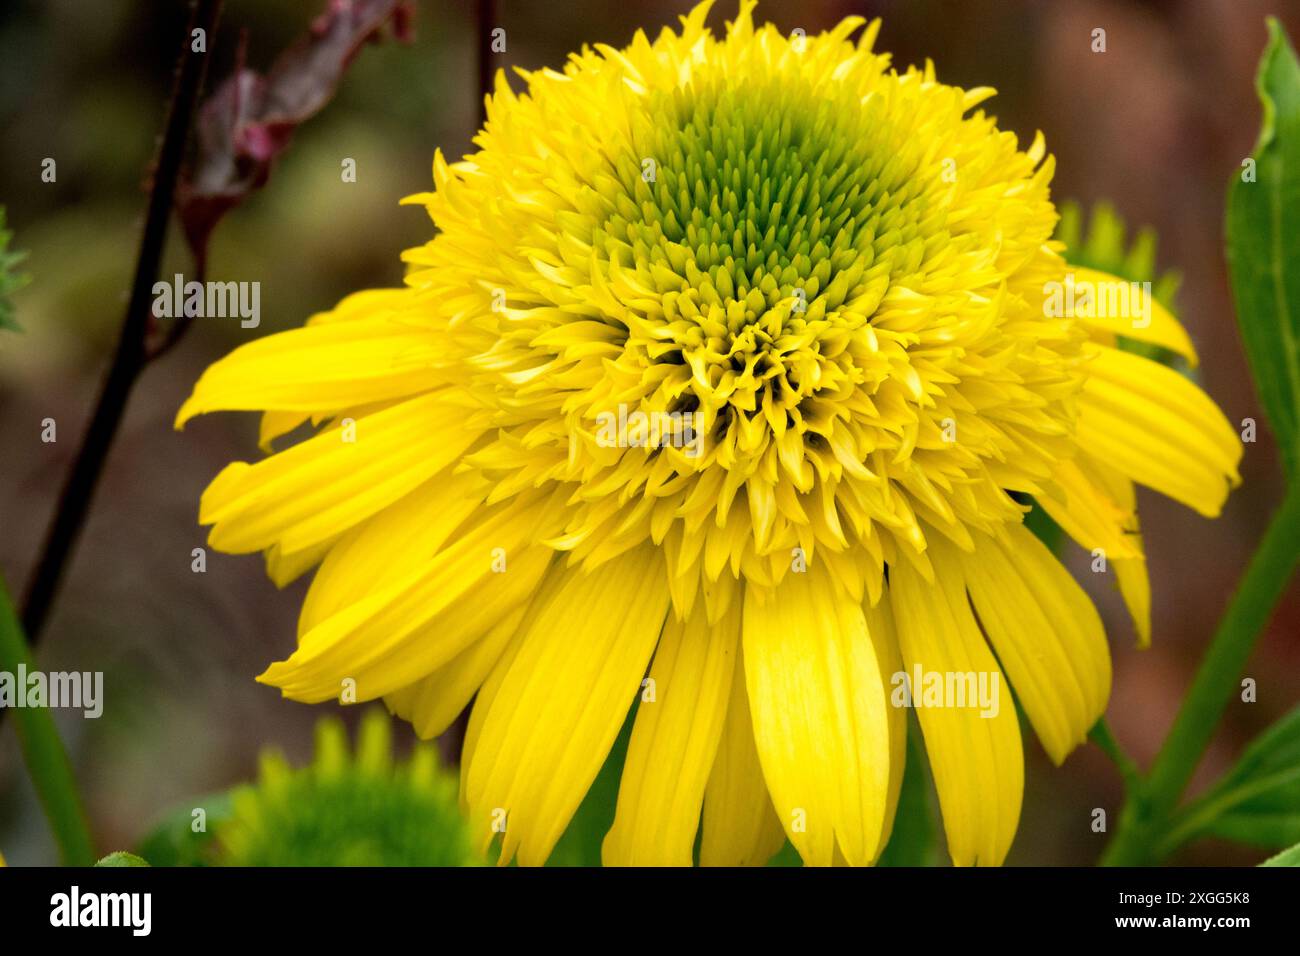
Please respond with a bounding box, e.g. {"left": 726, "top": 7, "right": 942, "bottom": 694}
{"left": 544, "top": 705, "right": 633, "bottom": 866}
{"left": 0, "top": 206, "right": 28, "bottom": 331}
{"left": 1261, "top": 841, "right": 1300, "bottom": 866}
{"left": 877, "top": 720, "right": 939, "bottom": 866}
{"left": 1227, "top": 17, "right": 1300, "bottom": 480}
{"left": 217, "top": 710, "right": 479, "bottom": 866}
{"left": 1056, "top": 200, "right": 1188, "bottom": 372}
{"left": 1172, "top": 705, "right": 1300, "bottom": 851}
{"left": 139, "top": 711, "right": 479, "bottom": 867}
{"left": 1056, "top": 200, "right": 1182, "bottom": 311}
{"left": 95, "top": 850, "right": 149, "bottom": 866}
{"left": 133, "top": 792, "right": 232, "bottom": 867}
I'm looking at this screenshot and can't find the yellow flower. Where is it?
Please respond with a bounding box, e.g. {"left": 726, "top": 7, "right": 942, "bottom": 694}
{"left": 177, "top": 1, "right": 1241, "bottom": 866}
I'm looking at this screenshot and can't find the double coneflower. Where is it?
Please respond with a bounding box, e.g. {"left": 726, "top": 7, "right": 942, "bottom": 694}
{"left": 177, "top": 1, "right": 1240, "bottom": 866}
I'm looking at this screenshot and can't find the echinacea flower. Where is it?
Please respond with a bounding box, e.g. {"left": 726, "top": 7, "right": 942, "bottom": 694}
{"left": 177, "top": 0, "right": 1241, "bottom": 866}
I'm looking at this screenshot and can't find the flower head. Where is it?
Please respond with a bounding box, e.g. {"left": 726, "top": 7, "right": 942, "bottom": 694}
{"left": 178, "top": 0, "right": 1241, "bottom": 866}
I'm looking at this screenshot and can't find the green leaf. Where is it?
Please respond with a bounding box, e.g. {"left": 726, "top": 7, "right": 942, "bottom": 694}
{"left": 95, "top": 851, "right": 150, "bottom": 867}
{"left": 1169, "top": 705, "right": 1300, "bottom": 851}
{"left": 1205, "top": 801, "right": 1300, "bottom": 848}
{"left": 878, "top": 717, "right": 937, "bottom": 866}
{"left": 1226, "top": 17, "right": 1300, "bottom": 479}
{"left": 1261, "top": 841, "right": 1300, "bottom": 866}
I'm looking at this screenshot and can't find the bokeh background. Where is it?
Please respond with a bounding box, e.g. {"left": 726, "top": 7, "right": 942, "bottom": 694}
{"left": 1, "top": 0, "right": 1297, "bottom": 865}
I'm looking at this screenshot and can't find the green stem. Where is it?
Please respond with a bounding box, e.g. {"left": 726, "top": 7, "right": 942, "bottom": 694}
{"left": 1102, "top": 483, "right": 1300, "bottom": 865}
{"left": 0, "top": 575, "right": 94, "bottom": 865}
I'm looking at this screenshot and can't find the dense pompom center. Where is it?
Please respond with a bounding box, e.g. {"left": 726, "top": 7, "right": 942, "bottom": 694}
{"left": 403, "top": 10, "right": 1085, "bottom": 607}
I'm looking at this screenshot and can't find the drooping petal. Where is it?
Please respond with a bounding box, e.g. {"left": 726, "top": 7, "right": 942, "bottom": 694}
{"left": 1038, "top": 458, "right": 1141, "bottom": 560}
{"left": 960, "top": 525, "right": 1111, "bottom": 764}
{"left": 699, "top": 641, "right": 786, "bottom": 867}
{"left": 1076, "top": 346, "right": 1241, "bottom": 517}
{"left": 1066, "top": 267, "right": 1198, "bottom": 366}
{"left": 1118, "top": 555, "right": 1153, "bottom": 642}
{"left": 743, "top": 569, "right": 903, "bottom": 866}
{"left": 890, "top": 541, "right": 1023, "bottom": 866}
{"left": 603, "top": 599, "right": 739, "bottom": 865}
{"left": 863, "top": 595, "right": 909, "bottom": 841}
{"left": 462, "top": 544, "right": 671, "bottom": 866}
{"left": 384, "top": 604, "right": 528, "bottom": 740}
{"left": 1039, "top": 455, "right": 1152, "bottom": 646}
{"left": 297, "top": 471, "right": 485, "bottom": 635}
{"left": 258, "top": 490, "right": 562, "bottom": 702}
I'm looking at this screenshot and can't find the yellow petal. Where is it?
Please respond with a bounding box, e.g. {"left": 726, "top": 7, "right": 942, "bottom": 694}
{"left": 384, "top": 604, "right": 528, "bottom": 740}
{"left": 960, "top": 525, "right": 1111, "bottom": 764}
{"left": 742, "top": 569, "right": 903, "bottom": 866}
{"left": 259, "top": 491, "right": 560, "bottom": 702}
{"left": 463, "top": 544, "right": 671, "bottom": 866}
{"left": 863, "top": 595, "right": 909, "bottom": 840}
{"left": 258, "top": 410, "right": 309, "bottom": 452}
{"left": 1039, "top": 456, "right": 1152, "bottom": 646}
{"left": 1089, "top": 461, "right": 1153, "bottom": 647}
{"left": 1076, "top": 346, "right": 1241, "bottom": 517}
{"left": 890, "top": 541, "right": 1023, "bottom": 866}
{"left": 264, "top": 537, "right": 334, "bottom": 588}
{"left": 699, "top": 641, "right": 786, "bottom": 867}
{"left": 1115, "top": 556, "right": 1152, "bottom": 648}
{"left": 1067, "top": 267, "right": 1198, "bottom": 366}
{"left": 603, "top": 599, "right": 739, "bottom": 865}
{"left": 297, "top": 471, "right": 484, "bottom": 635}
{"left": 198, "top": 391, "right": 482, "bottom": 556}
{"left": 1037, "top": 458, "right": 1140, "bottom": 560}
{"left": 175, "top": 318, "right": 443, "bottom": 426}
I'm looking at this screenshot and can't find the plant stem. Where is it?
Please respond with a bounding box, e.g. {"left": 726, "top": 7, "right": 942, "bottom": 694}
{"left": 19, "top": 0, "right": 220, "bottom": 646}
{"left": 0, "top": 576, "right": 94, "bottom": 865}
{"left": 1102, "top": 483, "right": 1300, "bottom": 865}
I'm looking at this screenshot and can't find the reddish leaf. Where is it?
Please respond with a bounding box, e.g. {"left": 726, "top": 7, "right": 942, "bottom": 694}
{"left": 177, "top": 0, "right": 414, "bottom": 268}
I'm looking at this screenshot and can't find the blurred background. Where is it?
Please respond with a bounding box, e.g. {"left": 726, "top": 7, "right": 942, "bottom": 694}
{"left": 1, "top": 0, "right": 1297, "bottom": 865}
